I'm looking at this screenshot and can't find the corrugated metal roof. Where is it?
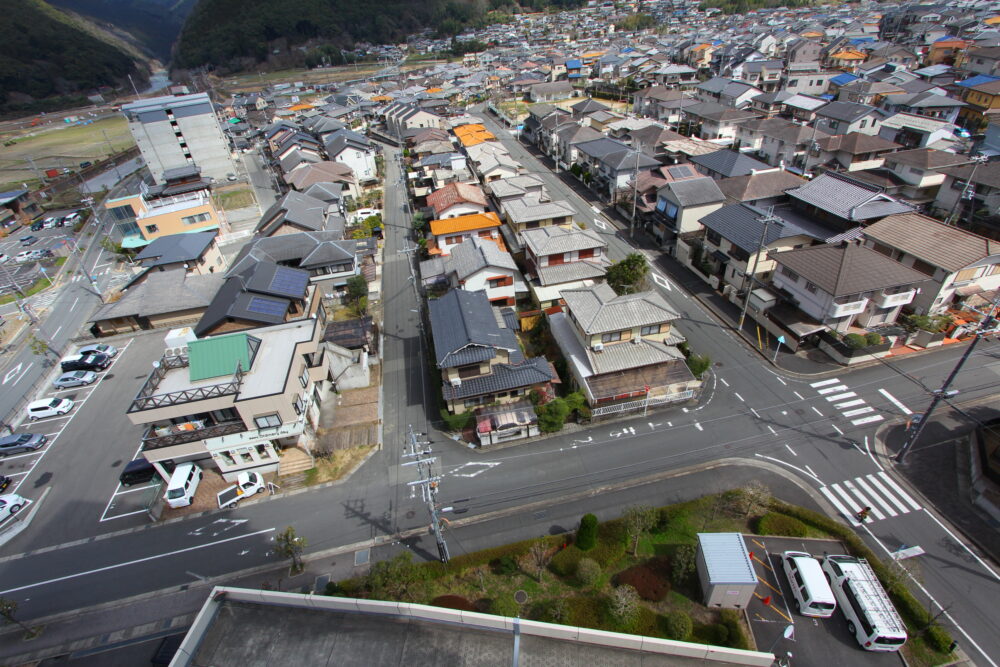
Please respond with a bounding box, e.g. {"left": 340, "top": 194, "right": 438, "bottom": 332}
{"left": 188, "top": 333, "right": 259, "bottom": 382}
{"left": 698, "top": 533, "right": 757, "bottom": 585}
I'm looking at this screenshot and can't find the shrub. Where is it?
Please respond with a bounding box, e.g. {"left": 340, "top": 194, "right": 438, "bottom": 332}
{"left": 672, "top": 544, "right": 697, "bottom": 586}
{"left": 756, "top": 512, "right": 808, "bottom": 537}
{"left": 576, "top": 557, "right": 601, "bottom": 586}
{"left": 609, "top": 584, "right": 640, "bottom": 627}
{"left": 720, "top": 609, "right": 749, "bottom": 650}
{"left": 686, "top": 354, "right": 711, "bottom": 378}
{"left": 439, "top": 408, "right": 473, "bottom": 432}
{"left": 843, "top": 333, "right": 867, "bottom": 349}
{"left": 549, "top": 546, "right": 583, "bottom": 578}
{"left": 323, "top": 581, "right": 342, "bottom": 596}
{"left": 865, "top": 332, "right": 883, "bottom": 346}
{"left": 491, "top": 555, "right": 519, "bottom": 576}
{"left": 663, "top": 610, "right": 693, "bottom": 641}
{"left": 577, "top": 514, "right": 598, "bottom": 551}
{"left": 567, "top": 595, "right": 604, "bottom": 629}
{"left": 537, "top": 398, "right": 571, "bottom": 432}
{"left": 614, "top": 561, "right": 670, "bottom": 601}
{"left": 432, "top": 595, "right": 476, "bottom": 611}
{"left": 926, "top": 624, "right": 954, "bottom": 653}
{"left": 528, "top": 598, "right": 568, "bottom": 623}
{"left": 693, "top": 622, "right": 729, "bottom": 646}
{"left": 491, "top": 595, "right": 521, "bottom": 617}
{"left": 588, "top": 521, "right": 628, "bottom": 568}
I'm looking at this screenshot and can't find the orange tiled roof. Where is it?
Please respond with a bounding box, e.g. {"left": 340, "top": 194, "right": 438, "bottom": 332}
{"left": 425, "top": 87, "right": 444, "bottom": 93}
{"left": 430, "top": 212, "right": 501, "bottom": 236}
{"left": 831, "top": 50, "right": 866, "bottom": 60}
{"left": 288, "top": 103, "right": 315, "bottom": 111}
{"left": 426, "top": 182, "right": 487, "bottom": 216}
{"left": 371, "top": 95, "right": 393, "bottom": 102}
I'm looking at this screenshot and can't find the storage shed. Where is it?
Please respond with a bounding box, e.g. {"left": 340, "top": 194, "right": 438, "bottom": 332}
{"left": 696, "top": 533, "right": 757, "bottom": 608}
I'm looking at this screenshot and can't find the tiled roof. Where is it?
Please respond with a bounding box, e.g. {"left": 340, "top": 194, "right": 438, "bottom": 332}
{"left": 135, "top": 231, "right": 216, "bottom": 267}
{"left": 717, "top": 171, "right": 807, "bottom": 203}
{"left": 771, "top": 242, "right": 930, "bottom": 296}
{"left": 537, "top": 261, "right": 607, "bottom": 286}
{"left": 447, "top": 237, "right": 518, "bottom": 280}
{"left": 562, "top": 283, "right": 679, "bottom": 334}
{"left": 882, "top": 148, "right": 968, "bottom": 169}
{"left": 815, "top": 100, "right": 879, "bottom": 122}
{"left": 815, "top": 132, "right": 900, "bottom": 154}
{"left": 690, "top": 150, "right": 772, "bottom": 178}
{"left": 522, "top": 226, "right": 605, "bottom": 257}
{"left": 426, "top": 182, "right": 487, "bottom": 216}
{"left": 863, "top": 213, "right": 1000, "bottom": 273}
{"left": 430, "top": 212, "right": 501, "bottom": 236}
{"left": 441, "top": 358, "right": 555, "bottom": 400}
{"left": 701, "top": 203, "right": 851, "bottom": 253}
{"left": 784, "top": 172, "right": 912, "bottom": 221}
{"left": 658, "top": 177, "right": 726, "bottom": 207}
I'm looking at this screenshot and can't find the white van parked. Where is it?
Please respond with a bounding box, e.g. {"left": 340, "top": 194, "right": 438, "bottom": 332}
{"left": 782, "top": 551, "right": 836, "bottom": 617}
{"left": 26, "top": 397, "right": 74, "bottom": 421}
{"left": 822, "top": 554, "right": 907, "bottom": 651}
{"left": 164, "top": 463, "right": 203, "bottom": 509}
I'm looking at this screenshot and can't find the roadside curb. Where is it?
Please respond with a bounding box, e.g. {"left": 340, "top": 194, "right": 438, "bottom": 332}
{"left": 0, "top": 487, "right": 49, "bottom": 548}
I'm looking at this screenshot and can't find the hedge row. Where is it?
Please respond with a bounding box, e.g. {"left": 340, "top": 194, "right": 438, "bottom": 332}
{"left": 771, "top": 501, "right": 953, "bottom": 653}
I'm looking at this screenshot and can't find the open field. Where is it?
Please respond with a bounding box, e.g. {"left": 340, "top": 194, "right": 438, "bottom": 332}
{"left": 0, "top": 116, "right": 134, "bottom": 191}
{"left": 220, "top": 61, "right": 443, "bottom": 94}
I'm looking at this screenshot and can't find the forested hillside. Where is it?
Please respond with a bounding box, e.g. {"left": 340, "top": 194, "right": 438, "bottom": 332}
{"left": 174, "top": 0, "right": 584, "bottom": 70}
{"left": 0, "top": 0, "right": 143, "bottom": 115}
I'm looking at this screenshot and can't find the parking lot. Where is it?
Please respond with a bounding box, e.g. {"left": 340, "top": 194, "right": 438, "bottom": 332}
{"left": 744, "top": 535, "right": 900, "bottom": 666}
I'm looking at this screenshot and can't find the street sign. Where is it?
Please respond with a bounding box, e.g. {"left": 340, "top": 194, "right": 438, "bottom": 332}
{"left": 777, "top": 335, "right": 786, "bottom": 344}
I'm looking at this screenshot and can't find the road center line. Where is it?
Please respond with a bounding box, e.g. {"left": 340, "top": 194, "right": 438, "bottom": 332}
{"left": 734, "top": 392, "right": 744, "bottom": 402}
{"left": 784, "top": 444, "right": 797, "bottom": 457}
{"left": 775, "top": 376, "right": 787, "bottom": 386}
{"left": 878, "top": 388, "right": 911, "bottom": 415}
{"left": 719, "top": 378, "right": 729, "bottom": 387}
{"left": 812, "top": 406, "right": 823, "bottom": 416}
{"left": 792, "top": 391, "right": 803, "bottom": 400}
{"left": 0, "top": 528, "right": 276, "bottom": 595}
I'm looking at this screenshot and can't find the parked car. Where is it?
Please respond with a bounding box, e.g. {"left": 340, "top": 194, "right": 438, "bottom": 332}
{"left": 78, "top": 161, "right": 92, "bottom": 169}
{"left": 0, "top": 475, "right": 11, "bottom": 492}
{"left": 0, "top": 253, "right": 7, "bottom": 264}
{"left": 78, "top": 343, "right": 118, "bottom": 358}
{"left": 0, "top": 433, "right": 47, "bottom": 455}
{"left": 29, "top": 249, "right": 54, "bottom": 261}
{"left": 30, "top": 222, "right": 43, "bottom": 232}
{"left": 119, "top": 459, "right": 157, "bottom": 487}
{"left": 63, "top": 211, "right": 81, "bottom": 224}
{"left": 0, "top": 494, "right": 27, "bottom": 522}
{"left": 19, "top": 235, "right": 38, "bottom": 247}
{"left": 60, "top": 353, "right": 111, "bottom": 372}
{"left": 26, "top": 398, "right": 73, "bottom": 421}
{"left": 41, "top": 217, "right": 59, "bottom": 229}
{"left": 53, "top": 370, "right": 97, "bottom": 389}
{"left": 14, "top": 250, "right": 34, "bottom": 263}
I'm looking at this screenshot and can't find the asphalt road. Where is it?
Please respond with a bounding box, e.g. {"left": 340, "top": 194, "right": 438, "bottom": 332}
{"left": 0, "top": 120, "right": 998, "bottom": 667}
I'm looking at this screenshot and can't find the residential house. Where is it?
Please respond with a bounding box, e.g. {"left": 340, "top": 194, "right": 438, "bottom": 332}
{"left": 878, "top": 112, "right": 960, "bottom": 149}
{"left": 813, "top": 101, "right": 885, "bottom": 135}
{"left": 548, "top": 283, "right": 696, "bottom": 407}
{"left": 429, "top": 211, "right": 503, "bottom": 256}
{"left": 961, "top": 46, "right": 1000, "bottom": 76}
{"left": 383, "top": 102, "right": 444, "bottom": 137}
{"left": 649, "top": 64, "right": 698, "bottom": 87}
{"left": 717, "top": 170, "right": 808, "bottom": 206}
{"left": 932, "top": 161, "right": 1000, "bottom": 237}
{"left": 226, "top": 231, "right": 362, "bottom": 289}
{"left": 785, "top": 38, "right": 823, "bottom": 66}
{"left": 928, "top": 37, "right": 967, "bottom": 66}
{"left": 426, "top": 182, "right": 488, "bottom": 219}
{"left": 256, "top": 190, "right": 344, "bottom": 238}
{"left": 419, "top": 236, "right": 526, "bottom": 306}
{"left": 126, "top": 312, "right": 329, "bottom": 482}
{"left": 104, "top": 166, "right": 224, "bottom": 249}
{"left": 782, "top": 69, "right": 837, "bottom": 97}
{"left": 632, "top": 87, "right": 697, "bottom": 125}
{"left": 827, "top": 48, "right": 868, "bottom": 71}
{"left": 689, "top": 150, "right": 778, "bottom": 180}
{"left": 521, "top": 226, "right": 608, "bottom": 308}
{"left": 683, "top": 102, "right": 760, "bottom": 142}
{"left": 573, "top": 137, "right": 661, "bottom": 201}
{"left": 836, "top": 80, "right": 906, "bottom": 106}
{"left": 498, "top": 192, "right": 576, "bottom": 239}
{"left": 486, "top": 174, "right": 547, "bottom": 209}
{"left": 90, "top": 270, "right": 223, "bottom": 336}
{"left": 654, "top": 177, "right": 726, "bottom": 249}
{"left": 552, "top": 123, "right": 604, "bottom": 170}
{"left": 957, "top": 79, "right": 1000, "bottom": 131}
{"left": 529, "top": 81, "right": 576, "bottom": 102}
{"left": 877, "top": 148, "right": 969, "bottom": 204}
{"left": 133, "top": 231, "right": 226, "bottom": 283}
{"left": 813, "top": 132, "right": 901, "bottom": 171}
{"left": 695, "top": 78, "right": 763, "bottom": 109}
{"left": 284, "top": 161, "right": 359, "bottom": 200}
{"left": 768, "top": 241, "right": 929, "bottom": 336}
{"left": 429, "top": 289, "right": 555, "bottom": 414}
{"left": 863, "top": 212, "right": 1000, "bottom": 314}
{"left": 736, "top": 60, "right": 785, "bottom": 93}
{"left": 323, "top": 129, "right": 378, "bottom": 184}
{"left": 784, "top": 171, "right": 913, "bottom": 229}
{"left": 880, "top": 92, "right": 965, "bottom": 124}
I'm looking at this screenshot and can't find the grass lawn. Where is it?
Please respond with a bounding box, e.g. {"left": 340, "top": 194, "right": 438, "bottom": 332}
{"left": 303, "top": 446, "right": 373, "bottom": 485}
{"left": 0, "top": 263, "right": 62, "bottom": 305}
{"left": 328, "top": 489, "right": 958, "bottom": 666}
{"left": 0, "top": 116, "right": 134, "bottom": 190}
{"left": 213, "top": 188, "right": 256, "bottom": 211}
{"left": 221, "top": 62, "right": 431, "bottom": 93}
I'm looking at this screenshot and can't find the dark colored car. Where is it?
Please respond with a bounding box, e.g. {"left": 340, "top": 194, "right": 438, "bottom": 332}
{"left": 119, "top": 459, "right": 157, "bottom": 487}
{"left": 30, "top": 222, "right": 43, "bottom": 232}
{"left": 60, "top": 353, "right": 111, "bottom": 372}
{"left": 19, "top": 235, "right": 38, "bottom": 247}
{"left": 0, "top": 475, "right": 10, "bottom": 492}
{"left": 0, "top": 433, "right": 47, "bottom": 456}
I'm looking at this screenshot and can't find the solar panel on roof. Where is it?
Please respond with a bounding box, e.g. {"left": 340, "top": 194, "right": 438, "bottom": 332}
{"left": 268, "top": 266, "right": 309, "bottom": 296}
{"left": 247, "top": 296, "right": 287, "bottom": 317}
{"left": 668, "top": 165, "right": 694, "bottom": 179}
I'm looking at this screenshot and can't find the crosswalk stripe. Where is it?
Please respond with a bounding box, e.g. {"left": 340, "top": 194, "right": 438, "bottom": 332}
{"left": 831, "top": 484, "right": 864, "bottom": 516}
{"left": 843, "top": 406, "right": 874, "bottom": 417}
{"left": 817, "top": 385, "right": 848, "bottom": 395}
{"left": 811, "top": 378, "right": 841, "bottom": 388}
{"left": 852, "top": 415, "right": 884, "bottom": 426}
{"left": 826, "top": 392, "right": 856, "bottom": 402}
{"left": 835, "top": 399, "right": 866, "bottom": 409}
{"left": 844, "top": 480, "right": 886, "bottom": 520}
{"left": 820, "top": 486, "right": 858, "bottom": 525}
{"left": 867, "top": 474, "right": 912, "bottom": 515}
{"left": 877, "top": 472, "right": 921, "bottom": 511}
{"left": 854, "top": 476, "right": 897, "bottom": 517}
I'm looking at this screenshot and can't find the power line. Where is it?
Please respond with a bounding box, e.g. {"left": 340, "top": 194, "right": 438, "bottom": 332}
{"left": 402, "top": 425, "right": 450, "bottom": 563}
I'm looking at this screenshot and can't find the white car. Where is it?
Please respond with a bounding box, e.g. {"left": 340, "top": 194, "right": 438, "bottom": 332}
{"left": 0, "top": 253, "right": 7, "bottom": 264}
{"left": 53, "top": 370, "right": 97, "bottom": 389}
{"left": 26, "top": 397, "right": 74, "bottom": 421}
{"left": 0, "top": 494, "right": 27, "bottom": 522}
{"left": 14, "top": 250, "right": 33, "bottom": 263}
{"left": 78, "top": 343, "right": 118, "bottom": 358}
{"left": 63, "top": 211, "right": 81, "bottom": 223}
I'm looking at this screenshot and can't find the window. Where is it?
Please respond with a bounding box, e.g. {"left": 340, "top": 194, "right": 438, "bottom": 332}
{"left": 706, "top": 229, "right": 722, "bottom": 246}
{"left": 788, "top": 79, "right": 799, "bottom": 87}
{"left": 912, "top": 258, "right": 937, "bottom": 276}
{"left": 641, "top": 324, "right": 663, "bottom": 336}
{"left": 781, "top": 266, "right": 800, "bottom": 282}
{"left": 805, "top": 281, "right": 818, "bottom": 294}
{"left": 955, "top": 267, "right": 979, "bottom": 282}
{"left": 145, "top": 224, "right": 159, "bottom": 234}
{"left": 182, "top": 212, "right": 211, "bottom": 226}
{"left": 548, "top": 253, "right": 566, "bottom": 265}
{"left": 859, "top": 119, "right": 868, "bottom": 129}
{"left": 254, "top": 414, "right": 281, "bottom": 429}
{"left": 488, "top": 276, "right": 511, "bottom": 288}
{"left": 601, "top": 331, "right": 623, "bottom": 343}
{"left": 458, "top": 364, "right": 481, "bottom": 379}
{"left": 299, "top": 366, "right": 309, "bottom": 388}
{"left": 828, "top": 120, "right": 839, "bottom": 131}
{"left": 293, "top": 394, "right": 305, "bottom": 415}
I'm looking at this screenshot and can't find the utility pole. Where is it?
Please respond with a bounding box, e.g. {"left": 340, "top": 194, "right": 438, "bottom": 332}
{"left": 402, "top": 425, "right": 451, "bottom": 563}
{"left": 25, "top": 155, "right": 45, "bottom": 184}
{"left": 896, "top": 310, "right": 997, "bottom": 463}
{"left": 629, "top": 140, "right": 642, "bottom": 239}
{"left": 737, "top": 207, "right": 780, "bottom": 330}
{"left": 945, "top": 155, "right": 986, "bottom": 226}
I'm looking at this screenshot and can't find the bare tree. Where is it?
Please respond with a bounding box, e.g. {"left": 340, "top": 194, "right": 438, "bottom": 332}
{"left": 273, "top": 526, "right": 307, "bottom": 574}
{"left": 527, "top": 538, "right": 552, "bottom": 582}
{"left": 624, "top": 505, "right": 657, "bottom": 556}
{"left": 0, "top": 597, "right": 40, "bottom": 638}
{"left": 736, "top": 481, "right": 772, "bottom": 519}
{"left": 610, "top": 584, "right": 640, "bottom": 626}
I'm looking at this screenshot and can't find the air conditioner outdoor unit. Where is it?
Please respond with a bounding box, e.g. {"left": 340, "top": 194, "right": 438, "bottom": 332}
{"left": 632, "top": 336, "right": 641, "bottom": 344}
{"left": 592, "top": 343, "right": 604, "bottom": 352}
{"left": 450, "top": 377, "right": 462, "bottom": 387}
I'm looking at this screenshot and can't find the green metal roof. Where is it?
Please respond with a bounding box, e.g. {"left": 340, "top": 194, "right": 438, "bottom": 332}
{"left": 188, "top": 333, "right": 259, "bottom": 381}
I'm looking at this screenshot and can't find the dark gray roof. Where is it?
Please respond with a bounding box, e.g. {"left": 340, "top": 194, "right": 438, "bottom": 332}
{"left": 683, "top": 101, "right": 759, "bottom": 123}
{"left": 575, "top": 137, "right": 660, "bottom": 170}
{"left": 135, "top": 231, "right": 216, "bottom": 268}
{"left": 228, "top": 231, "right": 358, "bottom": 275}
{"left": 771, "top": 242, "right": 931, "bottom": 296}
{"left": 323, "top": 129, "right": 372, "bottom": 157}
{"left": 700, "top": 203, "right": 853, "bottom": 253}
{"left": 257, "top": 190, "right": 341, "bottom": 237}
{"left": 441, "top": 357, "right": 555, "bottom": 400}
{"left": 91, "top": 270, "right": 223, "bottom": 323}
{"left": 717, "top": 171, "right": 807, "bottom": 202}
{"left": 785, "top": 172, "right": 913, "bottom": 221}
{"left": 815, "top": 100, "right": 880, "bottom": 122}
{"left": 658, "top": 177, "right": 726, "bottom": 207}
{"left": 428, "top": 290, "right": 519, "bottom": 368}
{"left": 195, "top": 260, "right": 310, "bottom": 336}
{"left": 690, "top": 150, "right": 772, "bottom": 178}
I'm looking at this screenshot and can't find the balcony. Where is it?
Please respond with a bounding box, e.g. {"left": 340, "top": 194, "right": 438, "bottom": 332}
{"left": 875, "top": 287, "right": 916, "bottom": 309}
{"left": 128, "top": 355, "right": 244, "bottom": 413}
{"left": 830, "top": 297, "right": 868, "bottom": 318}
{"left": 203, "top": 418, "right": 306, "bottom": 452}
{"left": 142, "top": 419, "right": 248, "bottom": 450}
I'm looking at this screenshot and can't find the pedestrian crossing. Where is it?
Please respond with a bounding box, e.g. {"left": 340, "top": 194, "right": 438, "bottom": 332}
{"left": 820, "top": 471, "right": 922, "bottom": 525}
{"left": 810, "top": 378, "right": 884, "bottom": 427}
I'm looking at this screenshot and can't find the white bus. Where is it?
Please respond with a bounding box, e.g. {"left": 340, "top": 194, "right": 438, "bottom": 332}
{"left": 822, "top": 555, "right": 907, "bottom": 651}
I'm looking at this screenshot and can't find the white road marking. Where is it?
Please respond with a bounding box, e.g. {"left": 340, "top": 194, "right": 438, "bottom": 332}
{"left": 775, "top": 376, "right": 787, "bottom": 386}
{"left": 825, "top": 392, "right": 856, "bottom": 402}
{"left": 877, "top": 472, "right": 921, "bottom": 511}
{"left": 792, "top": 391, "right": 803, "bottom": 400}
{"left": 810, "top": 378, "right": 841, "bottom": 388}
{"left": 450, "top": 462, "right": 501, "bottom": 478}
{"left": 863, "top": 436, "right": 883, "bottom": 472}
{"left": 650, "top": 272, "right": 672, "bottom": 291}
{"left": 750, "top": 408, "right": 760, "bottom": 418}
{"left": 71, "top": 297, "right": 79, "bottom": 310}
{"left": 843, "top": 406, "right": 875, "bottom": 417}
{"left": 817, "top": 385, "right": 848, "bottom": 395}
{"left": 694, "top": 422, "right": 703, "bottom": 431}
{"left": 50, "top": 325, "right": 62, "bottom": 338}
{"left": 719, "top": 378, "right": 729, "bottom": 387}
{"left": 811, "top": 406, "right": 823, "bottom": 416}
{"left": 3, "top": 363, "right": 25, "bottom": 385}
{"left": 878, "top": 388, "right": 911, "bottom": 415}
{"left": 832, "top": 425, "right": 843, "bottom": 435}
{"left": 854, "top": 476, "right": 897, "bottom": 517}
{"left": 830, "top": 484, "right": 865, "bottom": 517}
{"left": 867, "top": 474, "right": 910, "bottom": 514}
{"left": 592, "top": 218, "right": 607, "bottom": 230}
{"left": 734, "top": 392, "right": 745, "bottom": 402}
{"left": 835, "top": 399, "right": 866, "bottom": 409}
{"left": 851, "top": 415, "right": 884, "bottom": 426}
{"left": 767, "top": 425, "right": 776, "bottom": 434}
{"left": 843, "top": 480, "right": 885, "bottom": 520}
{"left": 784, "top": 443, "right": 797, "bottom": 457}
{"left": 755, "top": 453, "right": 821, "bottom": 483}
{"left": 0, "top": 528, "right": 276, "bottom": 595}
{"left": 920, "top": 509, "right": 1000, "bottom": 582}
{"left": 819, "top": 486, "right": 857, "bottom": 525}
{"left": 804, "top": 465, "right": 819, "bottom": 480}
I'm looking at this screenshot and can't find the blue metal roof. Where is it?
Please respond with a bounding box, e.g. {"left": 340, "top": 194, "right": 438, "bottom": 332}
{"left": 830, "top": 73, "right": 859, "bottom": 86}
{"left": 956, "top": 74, "right": 1000, "bottom": 88}
{"left": 565, "top": 59, "right": 582, "bottom": 68}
